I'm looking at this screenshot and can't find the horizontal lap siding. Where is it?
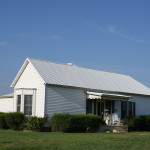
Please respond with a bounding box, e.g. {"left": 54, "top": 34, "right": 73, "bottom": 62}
{"left": 45, "top": 86, "right": 86, "bottom": 117}
{"left": 0, "top": 98, "right": 13, "bottom": 112}
{"left": 129, "top": 95, "right": 150, "bottom": 116}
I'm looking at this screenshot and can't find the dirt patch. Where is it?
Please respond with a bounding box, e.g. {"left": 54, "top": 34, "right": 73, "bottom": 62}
{"left": 1, "top": 141, "right": 12, "bottom": 145}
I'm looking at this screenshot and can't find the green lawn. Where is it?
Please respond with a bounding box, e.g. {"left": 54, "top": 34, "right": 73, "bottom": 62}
{"left": 0, "top": 130, "right": 150, "bottom": 150}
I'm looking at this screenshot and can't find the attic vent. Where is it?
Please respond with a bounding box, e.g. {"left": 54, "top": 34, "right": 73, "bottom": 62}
{"left": 66, "top": 63, "right": 75, "bottom": 66}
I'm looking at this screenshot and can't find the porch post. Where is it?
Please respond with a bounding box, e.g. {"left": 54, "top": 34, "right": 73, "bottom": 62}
{"left": 111, "top": 100, "right": 112, "bottom": 115}
{"left": 96, "top": 100, "right": 98, "bottom": 115}
{"left": 104, "top": 100, "right": 105, "bottom": 120}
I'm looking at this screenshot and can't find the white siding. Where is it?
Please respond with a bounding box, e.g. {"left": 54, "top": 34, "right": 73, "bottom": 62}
{"left": 129, "top": 95, "right": 150, "bottom": 116}
{"left": 0, "top": 97, "right": 14, "bottom": 112}
{"left": 14, "top": 62, "right": 45, "bottom": 117}
{"left": 45, "top": 86, "right": 86, "bottom": 117}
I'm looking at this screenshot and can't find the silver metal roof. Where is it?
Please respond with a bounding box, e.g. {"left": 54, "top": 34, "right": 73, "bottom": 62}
{"left": 0, "top": 93, "right": 14, "bottom": 98}
{"left": 25, "top": 58, "right": 150, "bottom": 96}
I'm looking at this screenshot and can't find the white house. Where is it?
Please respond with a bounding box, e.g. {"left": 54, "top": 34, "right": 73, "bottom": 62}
{"left": 1, "top": 58, "right": 150, "bottom": 125}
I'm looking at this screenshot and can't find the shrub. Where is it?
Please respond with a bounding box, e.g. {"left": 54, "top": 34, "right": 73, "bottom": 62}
{"left": 5, "top": 112, "right": 25, "bottom": 130}
{"left": 0, "top": 112, "right": 6, "bottom": 114}
{"left": 51, "top": 113, "right": 71, "bottom": 132}
{"left": 69, "top": 114, "right": 102, "bottom": 132}
{"left": 145, "top": 116, "right": 150, "bottom": 131}
{"left": 0, "top": 113, "right": 8, "bottom": 129}
{"left": 124, "top": 115, "right": 150, "bottom": 131}
{"left": 22, "top": 116, "right": 48, "bottom": 131}
{"left": 51, "top": 113, "right": 102, "bottom": 132}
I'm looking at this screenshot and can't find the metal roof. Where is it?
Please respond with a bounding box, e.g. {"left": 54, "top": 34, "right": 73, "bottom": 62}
{"left": 26, "top": 58, "right": 150, "bottom": 96}
{"left": 0, "top": 93, "right": 14, "bottom": 98}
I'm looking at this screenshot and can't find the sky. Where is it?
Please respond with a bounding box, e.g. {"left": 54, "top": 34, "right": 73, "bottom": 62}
{"left": 0, "top": 0, "right": 150, "bottom": 95}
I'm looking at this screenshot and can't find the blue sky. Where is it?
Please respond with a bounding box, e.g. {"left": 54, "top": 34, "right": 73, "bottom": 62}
{"left": 0, "top": 0, "right": 150, "bottom": 95}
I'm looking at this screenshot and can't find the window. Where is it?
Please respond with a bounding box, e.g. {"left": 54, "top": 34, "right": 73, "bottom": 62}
{"left": 105, "top": 100, "right": 111, "bottom": 114}
{"left": 17, "top": 95, "right": 21, "bottom": 112}
{"left": 129, "top": 102, "right": 135, "bottom": 117}
{"left": 121, "top": 101, "right": 135, "bottom": 119}
{"left": 86, "top": 99, "right": 92, "bottom": 114}
{"left": 24, "top": 95, "right": 32, "bottom": 115}
{"left": 129, "top": 102, "right": 132, "bottom": 117}
{"left": 121, "top": 101, "right": 127, "bottom": 119}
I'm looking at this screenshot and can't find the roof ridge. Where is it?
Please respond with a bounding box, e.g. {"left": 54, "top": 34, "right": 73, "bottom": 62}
{"left": 28, "top": 57, "right": 129, "bottom": 77}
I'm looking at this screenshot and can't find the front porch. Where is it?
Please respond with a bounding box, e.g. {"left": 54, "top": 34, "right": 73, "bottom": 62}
{"left": 86, "top": 92, "right": 135, "bottom": 126}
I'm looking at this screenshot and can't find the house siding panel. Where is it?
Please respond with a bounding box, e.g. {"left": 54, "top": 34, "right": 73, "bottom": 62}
{"left": 0, "top": 97, "right": 13, "bottom": 112}
{"left": 129, "top": 95, "right": 150, "bottom": 116}
{"left": 14, "top": 62, "right": 45, "bottom": 117}
{"left": 45, "top": 86, "right": 86, "bottom": 117}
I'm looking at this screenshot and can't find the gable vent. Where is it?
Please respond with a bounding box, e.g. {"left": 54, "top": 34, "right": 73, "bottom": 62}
{"left": 66, "top": 63, "right": 75, "bottom": 66}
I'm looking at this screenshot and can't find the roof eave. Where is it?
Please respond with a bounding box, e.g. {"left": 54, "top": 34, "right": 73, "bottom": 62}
{"left": 10, "top": 58, "right": 30, "bottom": 87}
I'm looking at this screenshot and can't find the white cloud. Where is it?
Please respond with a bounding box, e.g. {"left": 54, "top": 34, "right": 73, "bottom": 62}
{"left": 86, "top": 22, "right": 103, "bottom": 31}
{"left": 108, "top": 26, "right": 115, "bottom": 33}
{"left": 87, "top": 22, "right": 150, "bottom": 44}
{"left": 108, "top": 26, "right": 150, "bottom": 44}
{"left": 0, "top": 42, "right": 6, "bottom": 46}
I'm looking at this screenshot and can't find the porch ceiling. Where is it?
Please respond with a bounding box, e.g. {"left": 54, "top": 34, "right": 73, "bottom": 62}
{"left": 86, "top": 91, "right": 132, "bottom": 101}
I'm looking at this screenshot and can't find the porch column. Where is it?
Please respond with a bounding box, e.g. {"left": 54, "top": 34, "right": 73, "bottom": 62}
{"left": 103, "top": 100, "right": 105, "bottom": 120}
{"left": 111, "top": 100, "right": 112, "bottom": 124}
{"left": 111, "top": 100, "right": 112, "bottom": 115}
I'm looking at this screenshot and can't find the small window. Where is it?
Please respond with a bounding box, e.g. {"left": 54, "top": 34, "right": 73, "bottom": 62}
{"left": 121, "top": 101, "right": 135, "bottom": 119}
{"left": 86, "top": 99, "right": 93, "bottom": 114}
{"left": 121, "top": 101, "right": 127, "bottom": 119}
{"left": 129, "top": 102, "right": 132, "bottom": 117}
{"left": 24, "top": 95, "right": 32, "bottom": 115}
{"left": 129, "top": 102, "right": 135, "bottom": 117}
{"left": 17, "top": 95, "right": 21, "bottom": 112}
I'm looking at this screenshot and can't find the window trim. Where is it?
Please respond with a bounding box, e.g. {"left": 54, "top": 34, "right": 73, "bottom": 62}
{"left": 24, "top": 95, "right": 33, "bottom": 116}
{"left": 17, "top": 95, "right": 21, "bottom": 112}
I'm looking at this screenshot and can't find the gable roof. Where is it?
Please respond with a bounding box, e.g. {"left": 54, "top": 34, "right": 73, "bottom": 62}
{"left": 11, "top": 58, "right": 150, "bottom": 96}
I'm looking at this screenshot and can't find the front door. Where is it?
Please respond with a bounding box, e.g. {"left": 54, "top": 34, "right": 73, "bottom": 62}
{"left": 97, "top": 101, "right": 104, "bottom": 118}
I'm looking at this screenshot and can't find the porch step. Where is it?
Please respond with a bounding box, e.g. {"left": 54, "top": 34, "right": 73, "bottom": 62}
{"left": 99, "top": 125, "right": 128, "bottom": 133}
{"left": 113, "top": 129, "right": 128, "bottom": 133}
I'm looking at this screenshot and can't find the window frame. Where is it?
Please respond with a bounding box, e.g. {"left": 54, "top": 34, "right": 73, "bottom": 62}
{"left": 24, "top": 95, "right": 33, "bottom": 116}
{"left": 17, "top": 95, "right": 21, "bottom": 112}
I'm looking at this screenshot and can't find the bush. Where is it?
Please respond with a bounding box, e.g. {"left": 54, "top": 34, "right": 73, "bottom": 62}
{"left": 51, "top": 113, "right": 71, "bottom": 132}
{"left": 51, "top": 113, "right": 102, "bottom": 132}
{"left": 0, "top": 112, "right": 6, "bottom": 114}
{"left": 69, "top": 114, "right": 102, "bottom": 132}
{"left": 0, "top": 113, "right": 8, "bottom": 129}
{"left": 5, "top": 112, "right": 25, "bottom": 130}
{"left": 22, "top": 116, "right": 48, "bottom": 131}
{"left": 145, "top": 116, "right": 150, "bottom": 131}
{"left": 124, "top": 115, "right": 150, "bottom": 131}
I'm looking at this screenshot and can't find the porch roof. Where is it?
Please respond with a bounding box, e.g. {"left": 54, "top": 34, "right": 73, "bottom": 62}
{"left": 86, "top": 91, "right": 131, "bottom": 100}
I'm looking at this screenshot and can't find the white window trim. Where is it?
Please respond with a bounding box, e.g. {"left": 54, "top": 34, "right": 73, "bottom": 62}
{"left": 15, "top": 89, "right": 36, "bottom": 116}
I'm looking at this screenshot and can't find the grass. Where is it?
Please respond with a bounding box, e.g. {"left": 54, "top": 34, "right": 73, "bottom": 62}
{"left": 0, "top": 130, "right": 150, "bottom": 150}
